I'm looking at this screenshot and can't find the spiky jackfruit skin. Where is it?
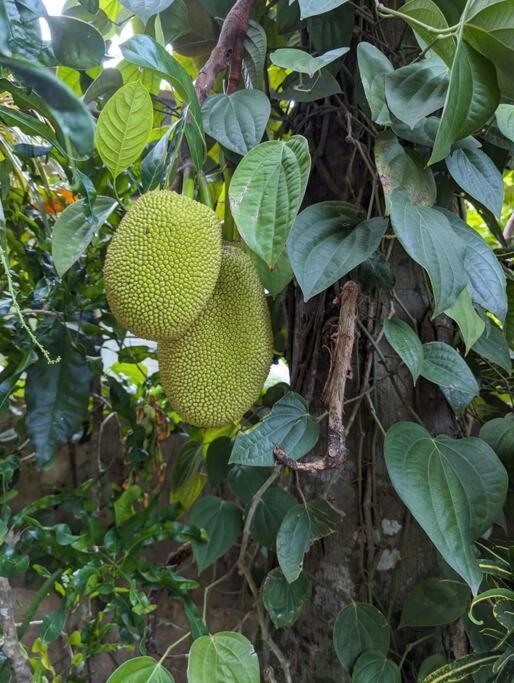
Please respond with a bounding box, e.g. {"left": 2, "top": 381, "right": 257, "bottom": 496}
{"left": 104, "top": 191, "right": 222, "bottom": 341}
{"left": 158, "top": 246, "right": 273, "bottom": 427}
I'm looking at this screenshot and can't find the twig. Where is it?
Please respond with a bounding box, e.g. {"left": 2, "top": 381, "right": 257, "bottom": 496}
{"left": 0, "top": 577, "right": 32, "bottom": 682}
{"left": 195, "top": 0, "right": 256, "bottom": 104}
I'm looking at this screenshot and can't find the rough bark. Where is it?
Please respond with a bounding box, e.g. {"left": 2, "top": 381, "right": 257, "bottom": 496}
{"left": 0, "top": 576, "right": 32, "bottom": 682}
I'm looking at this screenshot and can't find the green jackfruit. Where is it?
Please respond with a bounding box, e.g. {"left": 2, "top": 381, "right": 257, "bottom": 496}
{"left": 104, "top": 191, "right": 222, "bottom": 341}
{"left": 158, "top": 245, "right": 273, "bottom": 427}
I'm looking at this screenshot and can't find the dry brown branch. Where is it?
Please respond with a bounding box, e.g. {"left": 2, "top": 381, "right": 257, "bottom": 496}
{"left": 0, "top": 577, "right": 32, "bottom": 682}
{"left": 195, "top": 0, "right": 255, "bottom": 104}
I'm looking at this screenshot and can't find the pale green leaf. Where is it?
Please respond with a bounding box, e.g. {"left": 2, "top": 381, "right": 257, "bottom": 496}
{"left": 119, "top": 0, "right": 174, "bottom": 24}
{"left": 270, "top": 47, "right": 349, "bottom": 75}
{"left": 383, "top": 319, "right": 424, "bottom": 382}
{"left": 357, "top": 42, "right": 393, "bottom": 125}
{"left": 95, "top": 81, "right": 153, "bottom": 179}
{"left": 298, "top": 0, "right": 349, "bottom": 19}
{"left": 400, "top": 577, "right": 469, "bottom": 627}
{"left": 444, "top": 288, "right": 485, "bottom": 354}
{"left": 107, "top": 656, "right": 174, "bottom": 683}
{"left": 446, "top": 147, "right": 504, "bottom": 216}
{"left": 187, "top": 632, "right": 259, "bottom": 683}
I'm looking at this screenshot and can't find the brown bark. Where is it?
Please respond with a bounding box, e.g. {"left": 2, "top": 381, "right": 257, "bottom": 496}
{"left": 0, "top": 576, "right": 32, "bottom": 682}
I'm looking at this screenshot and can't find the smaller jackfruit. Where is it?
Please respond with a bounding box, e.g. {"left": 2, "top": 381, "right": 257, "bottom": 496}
{"left": 158, "top": 245, "right": 273, "bottom": 427}
{"left": 104, "top": 191, "right": 222, "bottom": 341}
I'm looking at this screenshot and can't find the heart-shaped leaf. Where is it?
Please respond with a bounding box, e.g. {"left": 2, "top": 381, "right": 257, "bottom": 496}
{"left": 444, "top": 288, "right": 485, "bottom": 354}
{"left": 189, "top": 496, "right": 242, "bottom": 573}
{"left": 385, "top": 422, "right": 508, "bottom": 592}
{"left": 357, "top": 42, "right": 393, "bottom": 125}
{"left": 352, "top": 651, "right": 401, "bottom": 683}
{"left": 383, "top": 319, "right": 424, "bottom": 383}
{"left": 107, "top": 656, "right": 174, "bottom": 683}
{"left": 400, "top": 577, "right": 469, "bottom": 627}
{"left": 287, "top": 202, "right": 386, "bottom": 300}
{"left": 262, "top": 568, "right": 311, "bottom": 628}
{"left": 270, "top": 47, "right": 348, "bottom": 75}
{"left": 188, "top": 632, "right": 260, "bottom": 683}
{"left": 298, "top": 0, "right": 349, "bottom": 19}
{"left": 333, "top": 603, "right": 390, "bottom": 671}
{"left": 421, "top": 341, "right": 479, "bottom": 397}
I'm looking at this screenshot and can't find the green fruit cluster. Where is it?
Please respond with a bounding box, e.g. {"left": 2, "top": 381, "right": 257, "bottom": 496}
{"left": 104, "top": 192, "right": 273, "bottom": 427}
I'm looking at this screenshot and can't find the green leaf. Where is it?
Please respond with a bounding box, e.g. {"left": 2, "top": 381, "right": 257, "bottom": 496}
{"left": 276, "top": 499, "right": 340, "bottom": 583}
{"left": 298, "top": 0, "right": 348, "bottom": 19}
{"left": 262, "top": 568, "right": 311, "bottom": 628}
{"left": 228, "top": 466, "right": 273, "bottom": 503}
{"left": 250, "top": 487, "right": 296, "bottom": 548}
{"left": 446, "top": 148, "right": 504, "bottom": 216}
{"left": 187, "top": 632, "right": 259, "bottom": 683}
{"left": 141, "top": 127, "right": 173, "bottom": 192}
{"left": 400, "top": 577, "right": 469, "bottom": 627}
{"left": 119, "top": 0, "right": 174, "bottom": 24}
{"left": 107, "top": 656, "right": 174, "bottom": 683}
{"left": 463, "top": 0, "right": 514, "bottom": 75}
{"left": 383, "top": 319, "right": 424, "bottom": 383}
{"left": 506, "top": 280, "right": 514, "bottom": 346}
{"left": 229, "top": 137, "right": 310, "bottom": 267}
{"left": 444, "top": 288, "right": 485, "bottom": 354}
{"left": 95, "top": 81, "right": 153, "bottom": 179}
{"left": 0, "top": 546, "right": 30, "bottom": 577}
{"left": 202, "top": 90, "right": 270, "bottom": 156}
{"left": 230, "top": 392, "right": 319, "bottom": 467}
{"left": 0, "top": 54, "right": 94, "bottom": 157}
{"left": 205, "top": 437, "right": 232, "bottom": 486}
{"left": 357, "top": 42, "right": 393, "bottom": 125}
{"left": 496, "top": 103, "right": 514, "bottom": 141}
{"left": 396, "top": 0, "right": 455, "bottom": 66}
{"left": 430, "top": 41, "right": 499, "bottom": 164}
{"left": 189, "top": 496, "right": 242, "bottom": 573}
{"left": 83, "top": 68, "right": 123, "bottom": 105}
{"left": 375, "top": 132, "right": 436, "bottom": 211}
{"left": 421, "top": 341, "right": 479, "bottom": 396}
{"left": 25, "top": 329, "right": 93, "bottom": 466}
{"left": 306, "top": 2, "right": 354, "bottom": 52}
{"left": 352, "top": 651, "right": 401, "bottom": 683}
{"left": 41, "top": 605, "right": 66, "bottom": 644}
{"left": 384, "top": 422, "right": 508, "bottom": 592}
{"left": 270, "top": 47, "right": 349, "bottom": 75}
{"left": 52, "top": 196, "right": 116, "bottom": 276}
{"left": 480, "top": 416, "right": 514, "bottom": 470}
{"left": 472, "top": 317, "right": 512, "bottom": 373}
{"left": 170, "top": 441, "right": 203, "bottom": 492}
{"left": 435, "top": 208, "right": 507, "bottom": 321}
{"left": 287, "top": 202, "right": 386, "bottom": 300}
{"left": 120, "top": 34, "right": 206, "bottom": 169}
{"left": 47, "top": 16, "right": 105, "bottom": 70}
{"left": 114, "top": 485, "right": 142, "bottom": 526}
{"left": 422, "top": 653, "right": 501, "bottom": 682}
{"left": 243, "top": 20, "right": 267, "bottom": 90}
{"left": 389, "top": 190, "right": 467, "bottom": 315}
{"left": 249, "top": 248, "right": 294, "bottom": 298}
{"left": 385, "top": 59, "right": 448, "bottom": 130}
{"left": 418, "top": 655, "right": 447, "bottom": 683}
{"left": 333, "top": 603, "right": 390, "bottom": 672}
{"left": 274, "top": 69, "right": 342, "bottom": 102}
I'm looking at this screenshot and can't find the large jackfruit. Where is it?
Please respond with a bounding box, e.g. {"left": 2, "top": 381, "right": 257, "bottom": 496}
{"left": 158, "top": 245, "right": 273, "bottom": 427}
{"left": 104, "top": 191, "right": 222, "bottom": 341}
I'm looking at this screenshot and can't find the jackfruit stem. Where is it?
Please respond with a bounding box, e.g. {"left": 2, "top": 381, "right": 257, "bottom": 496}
{"left": 181, "top": 164, "right": 195, "bottom": 199}
{"left": 197, "top": 172, "right": 213, "bottom": 209}
{"left": 222, "top": 164, "right": 237, "bottom": 241}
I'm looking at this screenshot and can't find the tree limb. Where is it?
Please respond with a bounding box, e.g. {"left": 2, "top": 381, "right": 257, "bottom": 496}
{"left": 195, "top": 0, "right": 255, "bottom": 104}
{"left": 0, "top": 576, "right": 32, "bottom": 682}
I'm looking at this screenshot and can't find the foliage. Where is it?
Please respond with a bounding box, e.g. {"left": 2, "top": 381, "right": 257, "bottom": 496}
{"left": 0, "top": 0, "right": 512, "bottom": 681}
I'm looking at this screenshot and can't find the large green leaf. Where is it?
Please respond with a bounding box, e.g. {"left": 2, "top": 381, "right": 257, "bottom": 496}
{"left": 298, "top": 0, "right": 348, "bottom": 18}
{"left": 375, "top": 132, "right": 436, "bottom": 211}
{"left": 384, "top": 422, "right": 508, "bottom": 592}
{"left": 333, "top": 603, "right": 390, "bottom": 672}
{"left": 400, "top": 577, "right": 469, "bottom": 627}
{"left": 0, "top": 105, "right": 67, "bottom": 157}
{"left": 250, "top": 487, "right": 296, "bottom": 549}
{"left": 463, "top": 0, "right": 514, "bottom": 74}
{"left": 276, "top": 499, "right": 340, "bottom": 583}
{"left": 202, "top": 90, "right": 270, "bottom": 156}
{"left": 107, "top": 657, "right": 174, "bottom": 683}
{"left": 444, "top": 288, "right": 485, "bottom": 354}
{"left": 95, "top": 81, "right": 153, "bottom": 179}
{"left": 229, "top": 136, "right": 310, "bottom": 267}
{"left": 120, "top": 0, "right": 174, "bottom": 23}
{"left": 262, "top": 568, "right": 311, "bottom": 628}
{"left": 25, "top": 329, "right": 93, "bottom": 466}
{"left": 496, "top": 103, "right": 514, "bottom": 141}
{"left": 230, "top": 392, "right": 319, "bottom": 467}
{"left": 189, "top": 496, "right": 242, "bottom": 573}
{"left": 120, "top": 34, "right": 206, "bottom": 169}
{"left": 480, "top": 416, "right": 514, "bottom": 470}
{"left": 436, "top": 208, "right": 507, "bottom": 321}
{"left": 396, "top": 0, "right": 455, "bottom": 66}
{"left": 47, "top": 16, "right": 105, "bottom": 70}
{"left": 385, "top": 59, "right": 449, "bottom": 130}
{"left": 249, "top": 248, "right": 294, "bottom": 298}
{"left": 430, "top": 41, "right": 499, "bottom": 164}
{"left": 357, "top": 42, "right": 393, "bottom": 125}
{"left": 270, "top": 47, "right": 348, "bottom": 74}
{"left": 446, "top": 147, "right": 504, "bottom": 216}
{"left": 187, "top": 632, "right": 259, "bottom": 683}
{"left": 287, "top": 202, "right": 386, "bottom": 300}
{"left": 352, "top": 651, "right": 401, "bottom": 683}
{"left": 52, "top": 196, "right": 117, "bottom": 276}
{"left": 389, "top": 190, "right": 467, "bottom": 315}
{"left": 383, "top": 319, "right": 424, "bottom": 383}
{"left": 421, "top": 341, "right": 479, "bottom": 396}
{"left": 0, "top": 54, "right": 94, "bottom": 156}
{"left": 472, "top": 317, "right": 512, "bottom": 373}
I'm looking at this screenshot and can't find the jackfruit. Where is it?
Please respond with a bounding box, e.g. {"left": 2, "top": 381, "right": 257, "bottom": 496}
{"left": 104, "top": 191, "right": 222, "bottom": 341}
{"left": 158, "top": 245, "right": 273, "bottom": 427}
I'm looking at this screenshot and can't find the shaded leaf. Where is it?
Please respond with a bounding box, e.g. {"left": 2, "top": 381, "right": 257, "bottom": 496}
{"left": 421, "top": 341, "right": 479, "bottom": 397}
{"left": 396, "top": 0, "right": 455, "bottom": 66}
{"left": 472, "top": 317, "right": 511, "bottom": 374}
{"left": 274, "top": 69, "right": 342, "bottom": 102}
{"left": 352, "top": 651, "right": 401, "bottom": 683}
{"left": 47, "top": 16, "right": 105, "bottom": 70}
{"left": 189, "top": 496, "right": 242, "bottom": 573}
{"left": 250, "top": 487, "right": 296, "bottom": 549}
{"left": 496, "top": 103, "right": 514, "bottom": 142}
{"left": 262, "top": 568, "right": 311, "bottom": 628}
{"left": 383, "top": 319, "right": 424, "bottom": 383}
{"left": 446, "top": 147, "right": 504, "bottom": 216}
{"left": 357, "top": 42, "right": 393, "bottom": 125}
{"left": 400, "top": 577, "right": 469, "bottom": 627}
{"left": 41, "top": 605, "right": 66, "bottom": 644}
{"left": 119, "top": 0, "right": 174, "bottom": 24}
{"left": 333, "top": 603, "right": 390, "bottom": 671}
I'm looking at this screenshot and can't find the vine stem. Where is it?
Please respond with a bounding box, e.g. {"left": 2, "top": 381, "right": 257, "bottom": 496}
{"left": 375, "top": 2, "right": 458, "bottom": 35}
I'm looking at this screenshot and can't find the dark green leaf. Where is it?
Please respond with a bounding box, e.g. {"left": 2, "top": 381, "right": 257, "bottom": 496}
{"left": 421, "top": 341, "right": 479, "bottom": 396}
{"left": 262, "top": 568, "right": 311, "bottom": 628}
{"left": 40, "top": 605, "right": 65, "bottom": 644}
{"left": 496, "top": 104, "right": 514, "bottom": 142}
{"left": 396, "top": 0, "right": 455, "bottom": 66}
{"left": 0, "top": 105, "right": 67, "bottom": 156}
{"left": 333, "top": 603, "right": 390, "bottom": 671}
{"left": 249, "top": 248, "right": 294, "bottom": 298}
{"left": 400, "top": 577, "right": 469, "bottom": 627}
{"left": 423, "top": 653, "right": 501, "bottom": 682}
{"left": 206, "top": 437, "right": 232, "bottom": 486}
{"left": 298, "top": 0, "right": 348, "bottom": 18}
{"left": 250, "top": 487, "right": 296, "bottom": 548}
{"left": 243, "top": 20, "right": 267, "bottom": 90}
{"left": 47, "top": 16, "right": 105, "bottom": 70}
{"left": 0, "top": 546, "right": 30, "bottom": 577}
{"left": 187, "top": 632, "right": 259, "bottom": 683}
{"left": 141, "top": 128, "right": 173, "bottom": 192}
{"left": 357, "top": 42, "right": 393, "bottom": 125}
{"left": 114, "top": 485, "right": 142, "bottom": 526}
{"left": 276, "top": 499, "right": 340, "bottom": 582}
{"left": 352, "top": 651, "right": 401, "bottom": 683}
{"left": 383, "top": 319, "right": 424, "bottom": 383}
{"left": 119, "top": 0, "right": 174, "bottom": 24}
{"left": 189, "top": 496, "right": 242, "bottom": 573}
{"left": 230, "top": 392, "right": 319, "bottom": 467}
{"left": 446, "top": 148, "right": 504, "bottom": 216}
{"left": 274, "top": 69, "right": 342, "bottom": 102}
{"left": 3, "top": 0, "right": 43, "bottom": 59}
{"left": 83, "top": 68, "right": 123, "bottom": 104}
{"left": 417, "top": 655, "right": 447, "bottom": 683}
{"left": 472, "top": 317, "right": 512, "bottom": 373}
{"left": 227, "top": 466, "right": 274, "bottom": 503}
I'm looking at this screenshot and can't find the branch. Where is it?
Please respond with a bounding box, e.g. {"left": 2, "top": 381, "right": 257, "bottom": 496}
{"left": 0, "top": 577, "right": 32, "bottom": 682}
{"left": 195, "top": 0, "right": 255, "bottom": 104}
{"left": 274, "top": 281, "right": 360, "bottom": 473}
